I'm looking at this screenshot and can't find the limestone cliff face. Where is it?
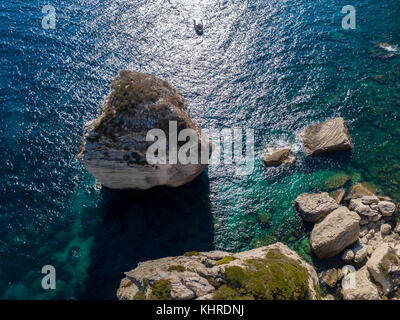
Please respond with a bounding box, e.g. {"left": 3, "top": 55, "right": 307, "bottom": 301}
{"left": 116, "top": 243, "right": 321, "bottom": 300}
{"left": 78, "top": 70, "right": 211, "bottom": 190}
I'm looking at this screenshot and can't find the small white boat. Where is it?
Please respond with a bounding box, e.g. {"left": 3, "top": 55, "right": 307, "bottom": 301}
{"left": 193, "top": 20, "right": 204, "bottom": 35}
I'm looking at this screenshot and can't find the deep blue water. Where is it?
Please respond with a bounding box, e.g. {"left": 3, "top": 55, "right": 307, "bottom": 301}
{"left": 1, "top": 0, "right": 400, "bottom": 299}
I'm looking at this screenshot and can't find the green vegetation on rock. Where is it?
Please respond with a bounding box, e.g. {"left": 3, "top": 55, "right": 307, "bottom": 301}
{"left": 216, "top": 256, "right": 236, "bottom": 266}
{"left": 322, "top": 173, "right": 350, "bottom": 191}
{"left": 167, "top": 265, "right": 185, "bottom": 272}
{"left": 184, "top": 251, "right": 200, "bottom": 257}
{"left": 150, "top": 279, "right": 171, "bottom": 300}
{"left": 212, "top": 249, "right": 312, "bottom": 300}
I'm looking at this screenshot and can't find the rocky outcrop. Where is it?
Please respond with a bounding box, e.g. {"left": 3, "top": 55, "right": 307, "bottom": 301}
{"left": 367, "top": 243, "right": 400, "bottom": 295}
{"left": 300, "top": 117, "right": 353, "bottom": 156}
{"left": 117, "top": 243, "right": 320, "bottom": 300}
{"left": 310, "top": 206, "right": 360, "bottom": 258}
{"left": 296, "top": 185, "right": 400, "bottom": 300}
{"left": 342, "top": 266, "right": 380, "bottom": 300}
{"left": 78, "top": 70, "right": 211, "bottom": 190}
{"left": 349, "top": 198, "right": 380, "bottom": 219}
{"left": 263, "top": 147, "right": 294, "bottom": 167}
{"left": 294, "top": 192, "right": 339, "bottom": 223}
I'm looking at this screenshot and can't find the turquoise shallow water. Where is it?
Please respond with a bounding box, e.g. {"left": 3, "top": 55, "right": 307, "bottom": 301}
{"left": 1, "top": 0, "right": 400, "bottom": 299}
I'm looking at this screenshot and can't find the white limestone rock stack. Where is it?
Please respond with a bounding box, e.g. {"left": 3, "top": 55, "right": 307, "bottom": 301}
{"left": 78, "top": 70, "right": 211, "bottom": 190}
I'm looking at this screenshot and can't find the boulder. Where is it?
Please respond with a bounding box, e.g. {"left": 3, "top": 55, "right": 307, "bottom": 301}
{"left": 378, "top": 201, "right": 396, "bottom": 217}
{"left": 342, "top": 266, "right": 380, "bottom": 300}
{"left": 381, "top": 224, "right": 392, "bottom": 235}
{"left": 361, "top": 195, "right": 379, "bottom": 205}
{"left": 349, "top": 198, "right": 379, "bottom": 218}
{"left": 310, "top": 206, "right": 360, "bottom": 259}
{"left": 342, "top": 249, "right": 355, "bottom": 263}
{"left": 78, "top": 70, "right": 211, "bottom": 190}
{"left": 117, "top": 243, "right": 321, "bottom": 300}
{"left": 346, "top": 183, "right": 374, "bottom": 200}
{"left": 367, "top": 243, "right": 400, "bottom": 295}
{"left": 321, "top": 268, "right": 343, "bottom": 288}
{"left": 300, "top": 117, "right": 353, "bottom": 156}
{"left": 263, "top": 147, "right": 294, "bottom": 167}
{"left": 353, "top": 245, "right": 368, "bottom": 265}
{"left": 294, "top": 192, "right": 339, "bottom": 223}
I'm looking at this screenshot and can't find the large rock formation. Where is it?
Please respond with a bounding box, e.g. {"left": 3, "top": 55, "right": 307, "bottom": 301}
{"left": 294, "top": 192, "right": 339, "bottom": 222}
{"left": 78, "top": 70, "right": 211, "bottom": 189}
{"left": 117, "top": 243, "right": 320, "bottom": 300}
{"left": 310, "top": 206, "right": 360, "bottom": 258}
{"left": 300, "top": 117, "right": 353, "bottom": 156}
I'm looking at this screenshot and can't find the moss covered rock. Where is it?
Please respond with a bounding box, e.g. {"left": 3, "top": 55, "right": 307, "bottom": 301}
{"left": 213, "top": 249, "right": 312, "bottom": 300}
{"left": 117, "top": 242, "right": 320, "bottom": 300}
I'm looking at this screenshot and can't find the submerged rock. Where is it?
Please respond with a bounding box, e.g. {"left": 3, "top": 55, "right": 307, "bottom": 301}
{"left": 300, "top": 117, "right": 353, "bottom": 156}
{"left": 310, "top": 206, "right": 360, "bottom": 259}
{"left": 294, "top": 192, "right": 339, "bottom": 223}
{"left": 322, "top": 173, "right": 350, "bottom": 191}
{"left": 78, "top": 70, "right": 211, "bottom": 190}
{"left": 346, "top": 183, "right": 375, "bottom": 200}
{"left": 117, "top": 243, "right": 320, "bottom": 300}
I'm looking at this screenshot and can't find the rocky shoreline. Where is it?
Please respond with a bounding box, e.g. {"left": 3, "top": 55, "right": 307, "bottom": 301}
{"left": 78, "top": 71, "right": 399, "bottom": 300}
{"left": 297, "top": 184, "right": 400, "bottom": 300}
{"left": 117, "top": 184, "right": 399, "bottom": 300}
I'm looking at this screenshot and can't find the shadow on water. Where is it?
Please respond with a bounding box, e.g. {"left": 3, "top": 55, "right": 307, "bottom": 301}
{"left": 80, "top": 172, "right": 214, "bottom": 300}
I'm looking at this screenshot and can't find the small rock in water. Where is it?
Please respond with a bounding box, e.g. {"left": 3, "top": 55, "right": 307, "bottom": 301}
{"left": 262, "top": 147, "right": 294, "bottom": 167}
